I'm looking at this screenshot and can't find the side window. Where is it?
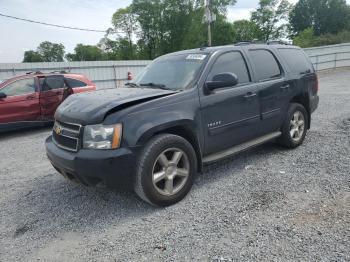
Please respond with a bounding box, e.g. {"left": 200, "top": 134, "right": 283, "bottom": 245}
{"left": 249, "top": 50, "right": 281, "bottom": 81}
{"left": 278, "top": 48, "right": 314, "bottom": 74}
{"left": 65, "top": 78, "right": 87, "bottom": 88}
{"left": 41, "top": 75, "right": 64, "bottom": 91}
{"left": 208, "top": 52, "right": 250, "bottom": 84}
{"left": 0, "top": 78, "right": 36, "bottom": 97}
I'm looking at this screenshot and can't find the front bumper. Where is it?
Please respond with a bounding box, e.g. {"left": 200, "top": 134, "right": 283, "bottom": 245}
{"left": 45, "top": 136, "right": 138, "bottom": 189}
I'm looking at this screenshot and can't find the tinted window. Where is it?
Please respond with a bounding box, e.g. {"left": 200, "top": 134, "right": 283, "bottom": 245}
{"left": 208, "top": 52, "right": 250, "bottom": 84}
{"left": 0, "top": 78, "right": 36, "bottom": 97}
{"left": 249, "top": 50, "right": 281, "bottom": 81}
{"left": 278, "top": 48, "right": 314, "bottom": 74}
{"left": 41, "top": 76, "right": 64, "bottom": 91}
{"left": 65, "top": 78, "right": 87, "bottom": 88}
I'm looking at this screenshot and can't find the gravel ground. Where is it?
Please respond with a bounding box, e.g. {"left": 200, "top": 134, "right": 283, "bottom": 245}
{"left": 0, "top": 68, "right": 349, "bottom": 262}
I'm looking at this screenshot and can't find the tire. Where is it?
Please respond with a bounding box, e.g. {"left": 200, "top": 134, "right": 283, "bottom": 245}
{"left": 134, "top": 134, "right": 197, "bottom": 207}
{"left": 279, "top": 103, "right": 309, "bottom": 148}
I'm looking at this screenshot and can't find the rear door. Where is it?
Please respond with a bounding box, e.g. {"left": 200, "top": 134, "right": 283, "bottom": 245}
{"left": 246, "top": 48, "right": 290, "bottom": 135}
{"left": 200, "top": 51, "right": 261, "bottom": 155}
{"left": 277, "top": 48, "right": 318, "bottom": 110}
{"left": 0, "top": 77, "right": 40, "bottom": 123}
{"left": 39, "top": 75, "right": 65, "bottom": 120}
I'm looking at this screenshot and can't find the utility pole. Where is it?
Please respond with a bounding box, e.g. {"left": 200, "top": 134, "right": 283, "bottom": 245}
{"left": 204, "top": 0, "right": 215, "bottom": 46}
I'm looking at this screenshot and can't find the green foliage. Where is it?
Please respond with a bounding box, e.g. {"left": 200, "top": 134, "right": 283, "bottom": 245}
{"left": 99, "top": 37, "right": 139, "bottom": 60}
{"left": 23, "top": 50, "right": 43, "bottom": 63}
{"left": 130, "top": 0, "right": 237, "bottom": 59}
{"left": 66, "top": 44, "right": 104, "bottom": 61}
{"left": 232, "top": 20, "right": 262, "bottom": 42}
{"left": 22, "top": 41, "right": 65, "bottom": 62}
{"left": 290, "top": 0, "right": 350, "bottom": 36}
{"left": 37, "top": 41, "right": 65, "bottom": 62}
{"left": 293, "top": 28, "right": 350, "bottom": 48}
{"left": 110, "top": 6, "right": 137, "bottom": 58}
{"left": 251, "top": 0, "right": 292, "bottom": 41}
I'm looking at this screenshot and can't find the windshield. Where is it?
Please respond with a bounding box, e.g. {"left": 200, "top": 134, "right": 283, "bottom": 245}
{"left": 133, "top": 53, "right": 208, "bottom": 90}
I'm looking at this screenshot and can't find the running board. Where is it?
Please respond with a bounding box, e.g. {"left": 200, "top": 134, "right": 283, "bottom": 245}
{"left": 202, "top": 131, "right": 282, "bottom": 164}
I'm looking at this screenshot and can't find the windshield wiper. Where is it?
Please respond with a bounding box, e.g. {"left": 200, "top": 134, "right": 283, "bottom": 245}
{"left": 139, "top": 83, "right": 173, "bottom": 90}
{"left": 125, "top": 82, "right": 140, "bottom": 88}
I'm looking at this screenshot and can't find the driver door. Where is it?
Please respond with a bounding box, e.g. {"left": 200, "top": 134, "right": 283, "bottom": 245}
{"left": 200, "top": 51, "right": 261, "bottom": 155}
{"left": 0, "top": 77, "right": 40, "bottom": 124}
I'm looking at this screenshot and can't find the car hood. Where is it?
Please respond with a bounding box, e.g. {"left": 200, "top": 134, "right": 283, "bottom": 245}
{"left": 55, "top": 87, "right": 177, "bottom": 125}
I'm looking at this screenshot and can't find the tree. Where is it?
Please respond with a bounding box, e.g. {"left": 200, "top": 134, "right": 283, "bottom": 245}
{"left": 66, "top": 44, "right": 105, "bottom": 61}
{"left": 292, "top": 28, "right": 316, "bottom": 47}
{"left": 251, "top": 0, "right": 292, "bottom": 41}
{"left": 232, "top": 20, "right": 262, "bottom": 42}
{"left": 131, "top": 0, "right": 237, "bottom": 59}
{"left": 23, "top": 50, "right": 43, "bottom": 62}
{"left": 293, "top": 27, "right": 350, "bottom": 47}
{"left": 290, "top": 0, "right": 350, "bottom": 36}
{"left": 111, "top": 6, "right": 138, "bottom": 58}
{"left": 99, "top": 37, "right": 138, "bottom": 60}
{"left": 37, "top": 41, "right": 65, "bottom": 62}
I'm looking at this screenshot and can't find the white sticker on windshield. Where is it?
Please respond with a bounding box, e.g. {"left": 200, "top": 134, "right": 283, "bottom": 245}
{"left": 186, "top": 54, "right": 207, "bottom": 60}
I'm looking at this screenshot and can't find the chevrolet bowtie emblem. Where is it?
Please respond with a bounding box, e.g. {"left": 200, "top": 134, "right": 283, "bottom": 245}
{"left": 55, "top": 125, "right": 62, "bottom": 135}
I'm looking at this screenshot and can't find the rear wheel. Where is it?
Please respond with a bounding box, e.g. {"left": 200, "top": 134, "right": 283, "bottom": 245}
{"left": 134, "top": 134, "right": 197, "bottom": 206}
{"left": 279, "top": 103, "right": 308, "bottom": 148}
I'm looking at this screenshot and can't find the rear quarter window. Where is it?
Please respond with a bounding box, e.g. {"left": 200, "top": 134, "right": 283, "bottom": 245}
{"left": 65, "top": 78, "right": 87, "bottom": 88}
{"left": 278, "top": 48, "right": 314, "bottom": 74}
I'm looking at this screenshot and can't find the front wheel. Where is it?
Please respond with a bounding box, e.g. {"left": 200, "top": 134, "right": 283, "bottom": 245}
{"left": 134, "top": 134, "right": 197, "bottom": 206}
{"left": 279, "top": 103, "right": 309, "bottom": 148}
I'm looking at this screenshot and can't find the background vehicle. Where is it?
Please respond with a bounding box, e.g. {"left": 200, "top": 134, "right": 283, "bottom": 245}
{"left": 0, "top": 72, "right": 96, "bottom": 132}
{"left": 46, "top": 43, "right": 319, "bottom": 206}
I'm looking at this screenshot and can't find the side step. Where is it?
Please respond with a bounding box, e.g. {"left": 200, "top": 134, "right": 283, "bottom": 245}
{"left": 202, "top": 131, "right": 282, "bottom": 164}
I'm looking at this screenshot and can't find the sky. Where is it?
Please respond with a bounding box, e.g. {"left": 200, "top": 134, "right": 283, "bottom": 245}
{"left": 0, "top": 0, "right": 348, "bottom": 63}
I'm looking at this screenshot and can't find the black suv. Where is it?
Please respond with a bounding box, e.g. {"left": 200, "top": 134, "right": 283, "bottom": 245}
{"left": 46, "top": 43, "right": 319, "bottom": 206}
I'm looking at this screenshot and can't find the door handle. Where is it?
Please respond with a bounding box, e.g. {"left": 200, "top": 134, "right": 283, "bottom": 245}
{"left": 244, "top": 92, "right": 257, "bottom": 99}
{"left": 280, "top": 84, "right": 290, "bottom": 90}
{"left": 26, "top": 94, "right": 35, "bottom": 100}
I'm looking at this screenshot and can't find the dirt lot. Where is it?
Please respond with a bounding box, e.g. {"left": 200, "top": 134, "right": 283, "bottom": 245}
{"left": 0, "top": 68, "right": 349, "bottom": 262}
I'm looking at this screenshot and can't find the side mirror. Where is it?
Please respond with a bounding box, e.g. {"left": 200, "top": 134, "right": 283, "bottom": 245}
{"left": 0, "top": 92, "right": 7, "bottom": 99}
{"left": 205, "top": 73, "right": 239, "bottom": 91}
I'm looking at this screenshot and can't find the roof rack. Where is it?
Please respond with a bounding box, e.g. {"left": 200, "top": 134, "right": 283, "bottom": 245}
{"left": 50, "top": 70, "right": 68, "bottom": 74}
{"left": 26, "top": 71, "right": 43, "bottom": 75}
{"left": 234, "top": 41, "right": 252, "bottom": 46}
{"left": 267, "top": 40, "right": 291, "bottom": 45}
{"left": 233, "top": 40, "right": 292, "bottom": 46}
{"left": 199, "top": 43, "right": 208, "bottom": 50}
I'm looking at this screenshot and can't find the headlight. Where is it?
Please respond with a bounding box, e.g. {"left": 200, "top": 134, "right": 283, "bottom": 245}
{"left": 83, "top": 124, "right": 122, "bottom": 150}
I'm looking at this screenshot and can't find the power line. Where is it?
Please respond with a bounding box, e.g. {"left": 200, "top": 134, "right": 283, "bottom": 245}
{"left": 0, "top": 12, "right": 107, "bottom": 33}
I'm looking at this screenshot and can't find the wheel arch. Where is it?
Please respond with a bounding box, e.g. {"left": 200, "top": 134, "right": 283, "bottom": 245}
{"left": 136, "top": 121, "right": 203, "bottom": 172}
{"left": 290, "top": 93, "right": 311, "bottom": 129}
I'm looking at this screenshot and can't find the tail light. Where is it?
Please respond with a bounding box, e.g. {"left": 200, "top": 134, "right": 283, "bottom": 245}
{"left": 127, "top": 71, "right": 132, "bottom": 81}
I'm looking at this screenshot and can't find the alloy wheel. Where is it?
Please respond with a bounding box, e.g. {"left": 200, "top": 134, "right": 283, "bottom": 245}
{"left": 290, "top": 111, "right": 305, "bottom": 142}
{"left": 152, "top": 148, "right": 190, "bottom": 196}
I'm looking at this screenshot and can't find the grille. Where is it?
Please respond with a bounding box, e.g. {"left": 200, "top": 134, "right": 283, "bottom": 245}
{"left": 52, "top": 120, "right": 81, "bottom": 152}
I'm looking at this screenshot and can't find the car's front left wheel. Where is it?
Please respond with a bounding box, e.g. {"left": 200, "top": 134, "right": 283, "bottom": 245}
{"left": 134, "top": 134, "right": 197, "bottom": 206}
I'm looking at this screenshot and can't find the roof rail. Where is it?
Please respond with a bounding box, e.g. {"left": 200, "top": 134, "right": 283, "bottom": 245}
{"left": 199, "top": 42, "right": 208, "bottom": 50}
{"left": 26, "top": 71, "right": 43, "bottom": 75}
{"left": 50, "top": 70, "right": 68, "bottom": 74}
{"left": 234, "top": 41, "right": 252, "bottom": 46}
{"left": 267, "top": 40, "right": 291, "bottom": 45}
